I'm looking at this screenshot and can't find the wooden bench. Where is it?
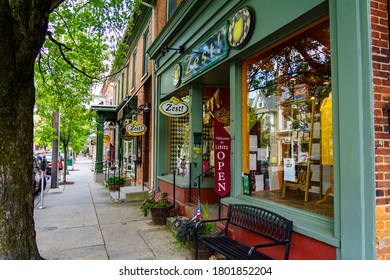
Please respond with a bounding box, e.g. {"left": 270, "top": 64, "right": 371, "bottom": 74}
{"left": 194, "top": 204, "right": 293, "bottom": 260}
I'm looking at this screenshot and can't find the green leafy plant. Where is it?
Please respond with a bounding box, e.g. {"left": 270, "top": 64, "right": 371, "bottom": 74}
{"left": 140, "top": 192, "right": 171, "bottom": 217}
{"left": 104, "top": 176, "right": 126, "bottom": 184}
{"left": 173, "top": 218, "right": 216, "bottom": 246}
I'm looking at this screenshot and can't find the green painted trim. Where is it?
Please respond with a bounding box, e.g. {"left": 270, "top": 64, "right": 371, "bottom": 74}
{"left": 149, "top": 0, "right": 205, "bottom": 59}
{"left": 156, "top": 81, "right": 170, "bottom": 179}
{"left": 229, "top": 60, "right": 243, "bottom": 198}
{"left": 95, "top": 118, "right": 105, "bottom": 174}
{"left": 222, "top": 196, "right": 339, "bottom": 247}
{"left": 329, "top": 0, "right": 375, "bottom": 260}
{"left": 189, "top": 83, "right": 204, "bottom": 178}
{"left": 158, "top": 175, "right": 214, "bottom": 189}
{"left": 90, "top": 106, "right": 117, "bottom": 174}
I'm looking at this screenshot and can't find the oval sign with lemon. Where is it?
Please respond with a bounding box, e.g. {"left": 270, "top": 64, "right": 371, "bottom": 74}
{"left": 159, "top": 97, "right": 190, "bottom": 117}
{"left": 126, "top": 121, "right": 147, "bottom": 136}
{"left": 228, "top": 7, "right": 254, "bottom": 49}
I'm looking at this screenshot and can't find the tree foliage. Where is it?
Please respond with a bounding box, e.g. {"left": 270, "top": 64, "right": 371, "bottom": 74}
{"left": 34, "top": 0, "right": 140, "bottom": 151}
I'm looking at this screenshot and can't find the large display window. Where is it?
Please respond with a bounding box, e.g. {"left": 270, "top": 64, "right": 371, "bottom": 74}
{"left": 242, "top": 18, "right": 333, "bottom": 218}
{"left": 165, "top": 93, "right": 190, "bottom": 177}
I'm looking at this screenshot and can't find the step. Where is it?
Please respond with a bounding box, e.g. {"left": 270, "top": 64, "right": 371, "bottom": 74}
{"left": 109, "top": 186, "right": 150, "bottom": 202}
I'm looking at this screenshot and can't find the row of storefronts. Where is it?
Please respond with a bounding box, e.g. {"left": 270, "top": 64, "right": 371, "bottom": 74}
{"left": 92, "top": 0, "right": 390, "bottom": 260}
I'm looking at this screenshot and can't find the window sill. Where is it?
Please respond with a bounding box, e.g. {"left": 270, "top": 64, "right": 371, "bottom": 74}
{"left": 141, "top": 72, "right": 148, "bottom": 81}
{"left": 221, "top": 195, "right": 340, "bottom": 248}
{"left": 157, "top": 174, "right": 214, "bottom": 189}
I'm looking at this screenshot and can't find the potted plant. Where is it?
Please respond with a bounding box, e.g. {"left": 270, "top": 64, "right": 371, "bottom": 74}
{"left": 104, "top": 176, "right": 126, "bottom": 191}
{"left": 140, "top": 191, "right": 173, "bottom": 225}
{"left": 173, "top": 204, "right": 220, "bottom": 259}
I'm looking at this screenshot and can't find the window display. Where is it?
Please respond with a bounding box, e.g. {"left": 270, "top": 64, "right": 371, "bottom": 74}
{"left": 167, "top": 94, "right": 190, "bottom": 177}
{"left": 242, "top": 19, "right": 333, "bottom": 217}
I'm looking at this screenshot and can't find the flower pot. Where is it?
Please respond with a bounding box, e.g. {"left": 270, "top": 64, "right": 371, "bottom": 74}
{"left": 150, "top": 203, "right": 173, "bottom": 225}
{"left": 189, "top": 238, "right": 214, "bottom": 260}
{"left": 106, "top": 182, "right": 124, "bottom": 191}
{"left": 189, "top": 226, "right": 222, "bottom": 259}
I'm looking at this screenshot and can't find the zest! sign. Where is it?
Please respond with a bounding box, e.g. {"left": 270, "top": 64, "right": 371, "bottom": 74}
{"left": 159, "top": 97, "right": 189, "bottom": 117}
{"left": 179, "top": 23, "right": 228, "bottom": 83}
{"left": 125, "top": 121, "right": 147, "bottom": 136}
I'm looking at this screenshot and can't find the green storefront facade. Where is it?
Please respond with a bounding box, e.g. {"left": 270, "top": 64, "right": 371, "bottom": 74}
{"left": 149, "top": 0, "right": 375, "bottom": 259}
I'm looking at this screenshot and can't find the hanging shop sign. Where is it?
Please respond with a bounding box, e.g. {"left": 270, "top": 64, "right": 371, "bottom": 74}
{"left": 177, "top": 23, "right": 229, "bottom": 83}
{"left": 125, "top": 121, "right": 147, "bottom": 136}
{"left": 213, "top": 117, "right": 231, "bottom": 197}
{"left": 228, "top": 7, "right": 255, "bottom": 49}
{"left": 103, "top": 135, "right": 110, "bottom": 143}
{"left": 159, "top": 97, "right": 190, "bottom": 117}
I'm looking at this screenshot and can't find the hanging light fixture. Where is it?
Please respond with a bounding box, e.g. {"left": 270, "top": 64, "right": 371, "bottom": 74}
{"left": 138, "top": 103, "right": 150, "bottom": 114}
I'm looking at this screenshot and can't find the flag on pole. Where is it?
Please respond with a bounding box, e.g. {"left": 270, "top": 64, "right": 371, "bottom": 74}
{"left": 191, "top": 201, "right": 202, "bottom": 221}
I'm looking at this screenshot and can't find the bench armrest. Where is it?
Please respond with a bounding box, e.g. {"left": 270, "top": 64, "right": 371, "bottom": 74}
{"left": 248, "top": 240, "right": 290, "bottom": 258}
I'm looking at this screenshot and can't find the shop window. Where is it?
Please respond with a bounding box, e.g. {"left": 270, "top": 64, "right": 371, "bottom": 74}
{"left": 121, "top": 71, "right": 125, "bottom": 100}
{"left": 132, "top": 50, "right": 137, "bottom": 90}
{"left": 168, "top": 95, "right": 190, "bottom": 177}
{"left": 242, "top": 19, "right": 333, "bottom": 218}
{"left": 167, "top": 0, "right": 177, "bottom": 20}
{"left": 123, "top": 140, "right": 135, "bottom": 180}
{"left": 142, "top": 27, "right": 149, "bottom": 78}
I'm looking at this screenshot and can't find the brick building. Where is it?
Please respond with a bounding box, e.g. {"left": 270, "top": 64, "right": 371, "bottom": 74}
{"left": 372, "top": 0, "right": 390, "bottom": 260}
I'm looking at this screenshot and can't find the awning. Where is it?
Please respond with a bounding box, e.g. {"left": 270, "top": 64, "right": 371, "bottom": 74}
{"left": 90, "top": 105, "right": 117, "bottom": 122}
{"left": 117, "top": 96, "right": 138, "bottom": 121}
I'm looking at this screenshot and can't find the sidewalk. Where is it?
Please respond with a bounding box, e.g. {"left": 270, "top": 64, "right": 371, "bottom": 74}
{"left": 33, "top": 157, "right": 192, "bottom": 260}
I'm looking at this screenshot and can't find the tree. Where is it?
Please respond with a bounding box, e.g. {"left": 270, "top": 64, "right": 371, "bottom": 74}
{"left": 59, "top": 105, "right": 94, "bottom": 182}
{"left": 0, "top": 0, "right": 137, "bottom": 260}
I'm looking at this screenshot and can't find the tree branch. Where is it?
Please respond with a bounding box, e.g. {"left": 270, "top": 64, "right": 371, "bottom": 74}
{"left": 50, "top": 0, "right": 65, "bottom": 12}
{"left": 47, "top": 31, "right": 96, "bottom": 81}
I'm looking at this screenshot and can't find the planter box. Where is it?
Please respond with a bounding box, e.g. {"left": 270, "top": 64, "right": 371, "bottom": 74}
{"left": 189, "top": 226, "right": 222, "bottom": 259}
{"left": 105, "top": 182, "right": 124, "bottom": 191}
{"left": 150, "top": 203, "right": 173, "bottom": 225}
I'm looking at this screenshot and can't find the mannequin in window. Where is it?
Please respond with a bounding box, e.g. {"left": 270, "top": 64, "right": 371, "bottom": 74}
{"left": 317, "top": 92, "right": 333, "bottom": 204}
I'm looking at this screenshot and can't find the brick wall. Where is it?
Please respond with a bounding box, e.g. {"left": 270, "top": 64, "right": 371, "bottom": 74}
{"left": 371, "top": 0, "right": 390, "bottom": 260}
{"left": 155, "top": 0, "right": 167, "bottom": 36}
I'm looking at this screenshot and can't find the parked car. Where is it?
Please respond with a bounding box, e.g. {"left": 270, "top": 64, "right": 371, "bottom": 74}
{"left": 45, "top": 154, "right": 52, "bottom": 175}
{"left": 33, "top": 156, "right": 46, "bottom": 195}
{"left": 45, "top": 154, "right": 65, "bottom": 177}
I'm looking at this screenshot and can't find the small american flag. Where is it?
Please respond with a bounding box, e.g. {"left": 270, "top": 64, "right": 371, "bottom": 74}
{"left": 191, "top": 202, "right": 202, "bottom": 221}
{"left": 154, "top": 187, "right": 162, "bottom": 202}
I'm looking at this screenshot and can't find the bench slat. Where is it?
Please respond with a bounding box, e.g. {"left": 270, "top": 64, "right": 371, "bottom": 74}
{"left": 199, "top": 235, "right": 273, "bottom": 260}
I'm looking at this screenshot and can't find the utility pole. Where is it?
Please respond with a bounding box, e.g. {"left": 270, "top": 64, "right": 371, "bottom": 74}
{"left": 51, "top": 109, "right": 59, "bottom": 188}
